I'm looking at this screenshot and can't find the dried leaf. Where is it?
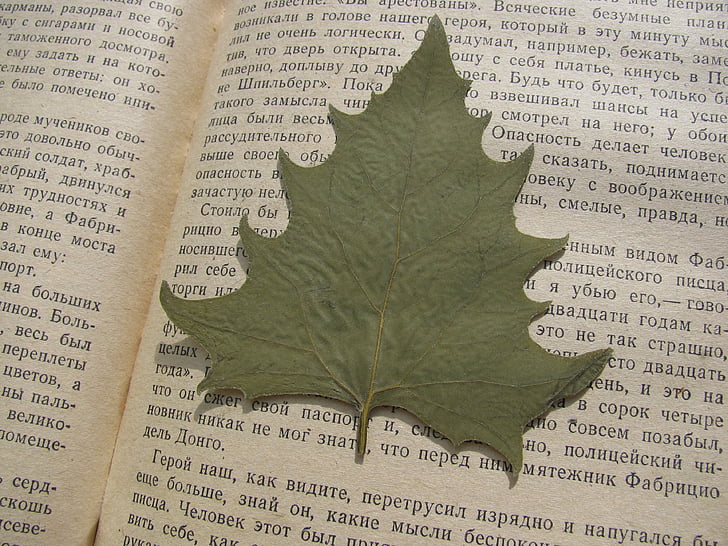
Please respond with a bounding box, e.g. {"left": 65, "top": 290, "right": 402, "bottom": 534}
{"left": 161, "top": 17, "right": 610, "bottom": 473}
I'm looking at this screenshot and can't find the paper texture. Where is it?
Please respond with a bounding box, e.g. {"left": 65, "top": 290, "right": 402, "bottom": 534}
{"left": 0, "top": 0, "right": 724, "bottom": 544}
{"left": 0, "top": 1, "right": 222, "bottom": 542}
{"left": 98, "top": 2, "right": 726, "bottom": 545}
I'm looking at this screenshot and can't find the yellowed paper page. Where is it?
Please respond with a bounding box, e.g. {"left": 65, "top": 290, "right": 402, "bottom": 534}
{"left": 0, "top": 1, "right": 223, "bottom": 543}
{"left": 99, "top": 2, "right": 726, "bottom": 544}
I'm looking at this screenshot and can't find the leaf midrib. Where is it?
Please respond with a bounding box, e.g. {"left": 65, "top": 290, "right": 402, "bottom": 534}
{"left": 360, "top": 51, "right": 435, "bottom": 424}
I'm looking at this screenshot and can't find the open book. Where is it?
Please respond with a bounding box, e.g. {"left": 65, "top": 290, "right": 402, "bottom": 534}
{"left": 0, "top": 1, "right": 725, "bottom": 544}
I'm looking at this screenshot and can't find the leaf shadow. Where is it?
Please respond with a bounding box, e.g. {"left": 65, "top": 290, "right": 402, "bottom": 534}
{"left": 154, "top": 336, "right": 223, "bottom": 422}
{"left": 155, "top": 336, "right": 209, "bottom": 374}
{"left": 234, "top": 241, "right": 250, "bottom": 273}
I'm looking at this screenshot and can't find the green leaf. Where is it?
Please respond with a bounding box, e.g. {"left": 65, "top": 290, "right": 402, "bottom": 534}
{"left": 161, "top": 16, "right": 610, "bottom": 473}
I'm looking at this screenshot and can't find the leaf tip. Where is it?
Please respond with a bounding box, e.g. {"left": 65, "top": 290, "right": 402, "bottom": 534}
{"left": 521, "top": 143, "right": 535, "bottom": 163}
{"left": 278, "top": 150, "right": 307, "bottom": 192}
{"left": 159, "top": 280, "right": 174, "bottom": 309}
{"left": 328, "top": 104, "right": 351, "bottom": 127}
{"left": 427, "top": 14, "right": 445, "bottom": 34}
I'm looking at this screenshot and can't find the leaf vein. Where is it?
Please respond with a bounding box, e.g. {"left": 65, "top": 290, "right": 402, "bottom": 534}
{"left": 253, "top": 246, "right": 361, "bottom": 404}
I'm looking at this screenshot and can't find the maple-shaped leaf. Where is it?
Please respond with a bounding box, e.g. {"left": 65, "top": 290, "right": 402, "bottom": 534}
{"left": 161, "top": 16, "right": 610, "bottom": 473}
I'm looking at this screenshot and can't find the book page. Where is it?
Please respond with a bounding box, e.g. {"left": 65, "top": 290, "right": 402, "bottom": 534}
{"left": 0, "top": 1, "right": 223, "bottom": 543}
{"left": 99, "top": 2, "right": 726, "bottom": 544}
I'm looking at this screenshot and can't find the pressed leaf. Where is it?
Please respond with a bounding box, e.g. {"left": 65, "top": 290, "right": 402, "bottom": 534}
{"left": 161, "top": 16, "right": 610, "bottom": 473}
